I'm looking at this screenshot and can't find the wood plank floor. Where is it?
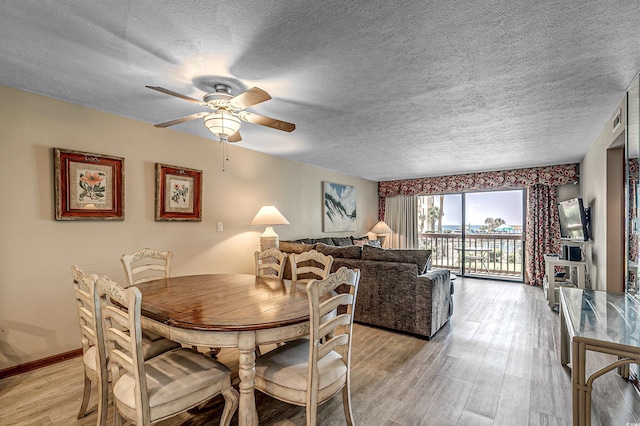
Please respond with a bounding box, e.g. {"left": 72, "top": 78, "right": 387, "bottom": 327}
{"left": 1, "top": 277, "right": 638, "bottom": 425}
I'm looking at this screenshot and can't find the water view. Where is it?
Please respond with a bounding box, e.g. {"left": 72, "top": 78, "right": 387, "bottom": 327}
{"left": 418, "top": 190, "right": 525, "bottom": 280}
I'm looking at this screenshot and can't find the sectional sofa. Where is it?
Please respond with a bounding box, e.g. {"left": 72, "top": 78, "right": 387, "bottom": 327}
{"left": 279, "top": 238, "right": 453, "bottom": 340}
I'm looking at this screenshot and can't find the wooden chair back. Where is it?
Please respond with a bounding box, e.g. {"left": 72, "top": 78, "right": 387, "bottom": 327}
{"left": 96, "top": 275, "right": 151, "bottom": 424}
{"left": 121, "top": 248, "right": 172, "bottom": 286}
{"left": 289, "top": 250, "right": 334, "bottom": 283}
{"left": 306, "top": 266, "right": 360, "bottom": 423}
{"left": 254, "top": 248, "right": 287, "bottom": 278}
{"left": 71, "top": 265, "right": 108, "bottom": 425}
{"left": 254, "top": 266, "right": 360, "bottom": 425}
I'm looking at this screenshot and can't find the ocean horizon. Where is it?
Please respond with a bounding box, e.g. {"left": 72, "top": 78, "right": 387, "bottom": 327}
{"left": 436, "top": 224, "right": 522, "bottom": 233}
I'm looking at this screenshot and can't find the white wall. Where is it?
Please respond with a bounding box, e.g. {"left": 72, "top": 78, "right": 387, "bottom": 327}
{"left": 580, "top": 95, "right": 627, "bottom": 291}
{"left": 0, "top": 85, "right": 379, "bottom": 369}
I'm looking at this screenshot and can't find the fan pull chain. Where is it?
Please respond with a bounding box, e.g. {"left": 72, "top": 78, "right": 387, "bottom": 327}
{"left": 220, "top": 138, "right": 230, "bottom": 171}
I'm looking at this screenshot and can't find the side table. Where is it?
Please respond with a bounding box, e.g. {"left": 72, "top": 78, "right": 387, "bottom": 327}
{"left": 544, "top": 254, "right": 587, "bottom": 309}
{"left": 559, "top": 287, "right": 640, "bottom": 426}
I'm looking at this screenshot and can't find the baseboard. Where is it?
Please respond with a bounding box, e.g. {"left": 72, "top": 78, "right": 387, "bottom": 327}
{"left": 0, "top": 348, "right": 83, "bottom": 379}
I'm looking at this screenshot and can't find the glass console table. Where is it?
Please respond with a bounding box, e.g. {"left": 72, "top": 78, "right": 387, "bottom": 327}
{"left": 559, "top": 287, "right": 640, "bottom": 426}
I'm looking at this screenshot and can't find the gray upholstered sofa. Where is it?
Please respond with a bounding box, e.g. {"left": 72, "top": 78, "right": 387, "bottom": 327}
{"left": 279, "top": 239, "right": 453, "bottom": 340}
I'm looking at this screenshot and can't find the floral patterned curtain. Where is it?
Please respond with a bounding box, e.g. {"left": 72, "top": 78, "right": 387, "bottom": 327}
{"left": 525, "top": 184, "right": 561, "bottom": 286}
{"left": 377, "top": 164, "right": 578, "bottom": 286}
{"left": 378, "top": 164, "right": 578, "bottom": 217}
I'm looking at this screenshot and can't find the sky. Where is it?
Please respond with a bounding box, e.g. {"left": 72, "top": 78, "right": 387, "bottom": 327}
{"left": 435, "top": 190, "right": 524, "bottom": 226}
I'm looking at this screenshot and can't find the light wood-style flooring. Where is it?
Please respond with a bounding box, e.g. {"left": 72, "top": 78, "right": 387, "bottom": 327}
{"left": 1, "top": 277, "right": 638, "bottom": 425}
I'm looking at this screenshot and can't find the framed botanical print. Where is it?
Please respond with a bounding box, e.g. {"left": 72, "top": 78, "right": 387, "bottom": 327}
{"left": 323, "top": 181, "right": 356, "bottom": 232}
{"left": 155, "top": 163, "right": 202, "bottom": 221}
{"left": 54, "top": 148, "right": 124, "bottom": 220}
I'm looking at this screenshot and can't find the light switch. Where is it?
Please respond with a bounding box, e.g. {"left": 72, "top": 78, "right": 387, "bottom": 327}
{"left": 217, "top": 222, "right": 223, "bottom": 232}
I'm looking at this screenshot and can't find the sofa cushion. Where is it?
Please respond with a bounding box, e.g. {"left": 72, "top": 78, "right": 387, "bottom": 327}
{"left": 361, "top": 245, "right": 431, "bottom": 274}
{"left": 279, "top": 241, "right": 315, "bottom": 254}
{"left": 332, "top": 237, "right": 354, "bottom": 247}
{"left": 297, "top": 238, "right": 314, "bottom": 244}
{"left": 315, "top": 243, "right": 362, "bottom": 259}
{"left": 311, "top": 237, "right": 334, "bottom": 246}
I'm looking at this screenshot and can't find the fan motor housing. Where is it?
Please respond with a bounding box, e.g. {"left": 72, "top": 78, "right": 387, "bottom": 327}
{"left": 203, "top": 84, "right": 233, "bottom": 104}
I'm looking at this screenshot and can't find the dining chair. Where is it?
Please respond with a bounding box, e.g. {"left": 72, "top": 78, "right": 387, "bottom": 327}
{"left": 290, "top": 250, "right": 336, "bottom": 344}
{"left": 122, "top": 248, "right": 220, "bottom": 359}
{"left": 96, "top": 275, "right": 239, "bottom": 426}
{"left": 255, "top": 248, "right": 287, "bottom": 278}
{"left": 72, "top": 266, "right": 180, "bottom": 426}
{"left": 289, "top": 249, "right": 334, "bottom": 283}
{"left": 72, "top": 265, "right": 108, "bottom": 425}
{"left": 253, "top": 247, "right": 288, "bottom": 356}
{"left": 254, "top": 266, "right": 360, "bottom": 426}
{"left": 121, "top": 248, "right": 172, "bottom": 287}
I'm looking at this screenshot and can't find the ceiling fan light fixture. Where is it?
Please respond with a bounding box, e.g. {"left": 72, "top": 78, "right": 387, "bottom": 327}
{"left": 203, "top": 110, "right": 241, "bottom": 140}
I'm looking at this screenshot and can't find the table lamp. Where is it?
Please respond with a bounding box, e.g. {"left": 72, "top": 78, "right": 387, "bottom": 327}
{"left": 249, "top": 205, "right": 290, "bottom": 250}
{"left": 370, "top": 220, "right": 393, "bottom": 246}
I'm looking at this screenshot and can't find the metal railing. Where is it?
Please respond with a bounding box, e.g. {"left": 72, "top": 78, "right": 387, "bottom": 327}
{"left": 419, "top": 233, "right": 524, "bottom": 280}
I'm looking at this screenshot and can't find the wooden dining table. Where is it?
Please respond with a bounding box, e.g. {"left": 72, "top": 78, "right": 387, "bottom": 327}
{"left": 135, "top": 274, "right": 310, "bottom": 426}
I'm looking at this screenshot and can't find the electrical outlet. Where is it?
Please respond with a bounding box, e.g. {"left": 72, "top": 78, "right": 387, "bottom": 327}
{"left": 217, "top": 222, "right": 223, "bottom": 232}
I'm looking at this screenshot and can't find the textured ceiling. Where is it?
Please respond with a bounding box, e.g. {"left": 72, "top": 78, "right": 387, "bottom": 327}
{"left": 1, "top": 1, "right": 639, "bottom": 181}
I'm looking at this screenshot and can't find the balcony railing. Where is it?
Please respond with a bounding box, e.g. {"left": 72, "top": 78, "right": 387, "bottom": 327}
{"left": 419, "top": 232, "right": 524, "bottom": 280}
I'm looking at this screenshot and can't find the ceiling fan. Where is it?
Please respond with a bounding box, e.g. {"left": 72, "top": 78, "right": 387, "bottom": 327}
{"left": 146, "top": 83, "right": 296, "bottom": 143}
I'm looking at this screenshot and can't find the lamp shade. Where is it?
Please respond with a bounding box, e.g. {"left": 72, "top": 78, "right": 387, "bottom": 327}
{"left": 249, "top": 206, "right": 290, "bottom": 227}
{"left": 203, "top": 110, "right": 241, "bottom": 139}
{"left": 370, "top": 221, "right": 392, "bottom": 234}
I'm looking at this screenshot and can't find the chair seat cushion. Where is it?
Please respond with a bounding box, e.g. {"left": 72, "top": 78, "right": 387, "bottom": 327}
{"left": 254, "top": 338, "right": 346, "bottom": 392}
{"left": 113, "top": 348, "right": 230, "bottom": 422}
{"left": 83, "top": 336, "right": 178, "bottom": 383}
{"left": 141, "top": 334, "right": 181, "bottom": 359}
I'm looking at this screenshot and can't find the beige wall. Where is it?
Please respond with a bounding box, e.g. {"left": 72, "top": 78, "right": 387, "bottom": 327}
{"left": 0, "top": 85, "right": 378, "bottom": 370}
{"left": 580, "top": 96, "right": 627, "bottom": 291}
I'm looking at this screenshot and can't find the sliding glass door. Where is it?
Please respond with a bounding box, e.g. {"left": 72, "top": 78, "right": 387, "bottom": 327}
{"left": 418, "top": 194, "right": 462, "bottom": 272}
{"left": 418, "top": 189, "right": 525, "bottom": 281}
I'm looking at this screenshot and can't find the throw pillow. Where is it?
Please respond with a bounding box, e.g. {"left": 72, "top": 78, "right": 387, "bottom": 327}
{"left": 311, "top": 237, "right": 335, "bottom": 246}
{"left": 315, "top": 243, "right": 362, "bottom": 259}
{"left": 332, "top": 237, "right": 354, "bottom": 247}
{"left": 361, "top": 245, "right": 432, "bottom": 274}
{"left": 352, "top": 237, "right": 382, "bottom": 248}
{"left": 350, "top": 235, "right": 369, "bottom": 244}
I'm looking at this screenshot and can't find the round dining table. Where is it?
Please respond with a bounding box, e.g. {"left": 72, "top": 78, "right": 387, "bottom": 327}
{"left": 136, "top": 274, "right": 310, "bottom": 426}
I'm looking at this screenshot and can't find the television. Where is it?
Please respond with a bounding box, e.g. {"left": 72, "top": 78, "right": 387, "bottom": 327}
{"left": 558, "top": 197, "right": 590, "bottom": 241}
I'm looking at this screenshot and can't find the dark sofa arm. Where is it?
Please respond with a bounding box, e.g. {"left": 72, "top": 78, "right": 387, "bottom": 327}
{"left": 416, "top": 269, "right": 452, "bottom": 338}
{"left": 332, "top": 259, "right": 451, "bottom": 339}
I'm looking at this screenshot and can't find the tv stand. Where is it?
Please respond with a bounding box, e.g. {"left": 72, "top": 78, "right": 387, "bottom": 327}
{"left": 543, "top": 254, "right": 587, "bottom": 309}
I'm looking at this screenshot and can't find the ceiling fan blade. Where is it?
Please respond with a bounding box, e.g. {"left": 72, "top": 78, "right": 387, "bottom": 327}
{"left": 238, "top": 111, "right": 296, "bottom": 132}
{"left": 154, "top": 112, "right": 208, "bottom": 128}
{"left": 228, "top": 131, "right": 242, "bottom": 142}
{"left": 228, "top": 87, "right": 271, "bottom": 110}
{"left": 146, "top": 86, "right": 202, "bottom": 104}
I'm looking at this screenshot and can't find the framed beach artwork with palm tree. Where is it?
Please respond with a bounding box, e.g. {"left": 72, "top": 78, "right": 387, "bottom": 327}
{"left": 155, "top": 163, "right": 202, "bottom": 221}
{"left": 323, "top": 182, "right": 356, "bottom": 232}
{"left": 54, "top": 148, "right": 124, "bottom": 220}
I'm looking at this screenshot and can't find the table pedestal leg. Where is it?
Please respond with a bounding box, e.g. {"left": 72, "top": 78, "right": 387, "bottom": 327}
{"left": 238, "top": 332, "right": 258, "bottom": 426}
